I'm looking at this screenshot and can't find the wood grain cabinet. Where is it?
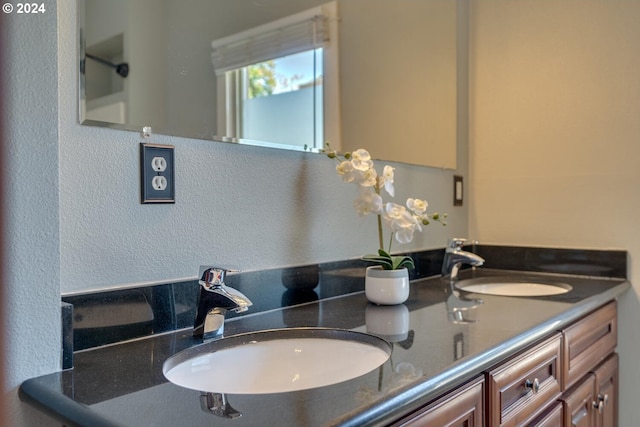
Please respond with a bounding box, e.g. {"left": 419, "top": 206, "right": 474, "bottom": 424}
{"left": 592, "top": 353, "right": 618, "bottom": 427}
{"left": 387, "top": 301, "right": 618, "bottom": 427}
{"left": 561, "top": 302, "right": 617, "bottom": 390}
{"left": 486, "top": 334, "right": 563, "bottom": 427}
{"left": 526, "top": 402, "right": 563, "bottom": 427}
{"left": 392, "top": 377, "right": 484, "bottom": 427}
{"left": 558, "top": 353, "right": 618, "bottom": 427}
{"left": 561, "top": 373, "right": 596, "bottom": 427}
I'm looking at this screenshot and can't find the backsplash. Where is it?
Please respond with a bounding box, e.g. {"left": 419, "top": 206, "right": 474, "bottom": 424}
{"left": 62, "top": 248, "right": 446, "bottom": 354}
{"left": 475, "top": 245, "right": 627, "bottom": 278}
{"left": 61, "top": 244, "right": 627, "bottom": 368}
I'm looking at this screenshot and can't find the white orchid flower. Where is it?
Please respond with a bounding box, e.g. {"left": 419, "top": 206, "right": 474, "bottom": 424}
{"left": 393, "top": 214, "right": 422, "bottom": 244}
{"left": 336, "top": 160, "right": 357, "bottom": 183}
{"left": 383, "top": 203, "right": 416, "bottom": 229}
{"left": 407, "top": 198, "right": 428, "bottom": 214}
{"left": 353, "top": 189, "right": 382, "bottom": 216}
{"left": 394, "top": 228, "right": 415, "bottom": 244}
{"left": 382, "top": 203, "right": 422, "bottom": 244}
{"left": 351, "top": 149, "right": 373, "bottom": 171}
{"left": 358, "top": 167, "right": 378, "bottom": 187}
{"left": 380, "top": 165, "right": 395, "bottom": 196}
{"left": 327, "top": 145, "right": 446, "bottom": 261}
{"left": 383, "top": 203, "right": 406, "bottom": 220}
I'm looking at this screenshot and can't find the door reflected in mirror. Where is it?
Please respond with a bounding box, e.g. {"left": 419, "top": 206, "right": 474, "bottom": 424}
{"left": 79, "top": 0, "right": 459, "bottom": 168}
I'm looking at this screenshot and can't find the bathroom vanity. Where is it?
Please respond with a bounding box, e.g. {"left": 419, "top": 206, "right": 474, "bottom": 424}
{"left": 392, "top": 301, "right": 618, "bottom": 427}
{"left": 20, "top": 246, "right": 629, "bottom": 426}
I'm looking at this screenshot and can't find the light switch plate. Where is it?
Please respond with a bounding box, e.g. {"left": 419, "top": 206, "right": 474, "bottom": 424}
{"left": 453, "top": 175, "right": 463, "bottom": 206}
{"left": 140, "top": 143, "right": 175, "bottom": 204}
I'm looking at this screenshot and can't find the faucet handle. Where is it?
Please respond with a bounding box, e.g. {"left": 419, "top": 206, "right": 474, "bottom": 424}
{"left": 447, "top": 238, "right": 467, "bottom": 250}
{"left": 198, "top": 266, "right": 239, "bottom": 290}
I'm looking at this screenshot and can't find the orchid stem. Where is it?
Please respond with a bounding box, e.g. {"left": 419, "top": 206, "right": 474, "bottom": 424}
{"left": 377, "top": 214, "right": 384, "bottom": 251}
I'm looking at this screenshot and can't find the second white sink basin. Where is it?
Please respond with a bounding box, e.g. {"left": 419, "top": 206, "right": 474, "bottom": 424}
{"left": 455, "top": 277, "right": 572, "bottom": 297}
{"left": 163, "top": 328, "right": 391, "bottom": 394}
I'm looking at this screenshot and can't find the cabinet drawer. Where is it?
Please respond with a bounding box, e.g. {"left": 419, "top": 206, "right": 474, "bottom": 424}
{"left": 487, "top": 334, "right": 562, "bottom": 427}
{"left": 562, "top": 302, "right": 617, "bottom": 389}
{"left": 392, "top": 377, "right": 484, "bottom": 427}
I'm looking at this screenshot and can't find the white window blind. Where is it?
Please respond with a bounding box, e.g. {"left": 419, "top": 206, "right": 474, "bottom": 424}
{"left": 211, "top": 11, "right": 329, "bottom": 76}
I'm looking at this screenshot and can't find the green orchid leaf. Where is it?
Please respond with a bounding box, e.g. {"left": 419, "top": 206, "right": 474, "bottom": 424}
{"left": 362, "top": 254, "right": 393, "bottom": 269}
{"left": 391, "top": 256, "right": 415, "bottom": 270}
{"left": 363, "top": 252, "right": 415, "bottom": 270}
{"left": 378, "top": 249, "right": 392, "bottom": 258}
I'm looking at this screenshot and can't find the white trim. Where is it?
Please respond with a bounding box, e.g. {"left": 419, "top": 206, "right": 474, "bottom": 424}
{"left": 214, "top": 1, "right": 340, "bottom": 151}
{"left": 211, "top": 5, "right": 331, "bottom": 76}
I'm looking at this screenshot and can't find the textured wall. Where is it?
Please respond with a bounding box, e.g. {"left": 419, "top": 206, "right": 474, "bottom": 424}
{"left": 469, "top": 1, "right": 640, "bottom": 424}
{"left": 3, "top": 0, "right": 62, "bottom": 425}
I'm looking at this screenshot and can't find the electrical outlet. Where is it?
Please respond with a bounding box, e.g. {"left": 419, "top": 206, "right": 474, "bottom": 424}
{"left": 140, "top": 143, "right": 175, "bottom": 203}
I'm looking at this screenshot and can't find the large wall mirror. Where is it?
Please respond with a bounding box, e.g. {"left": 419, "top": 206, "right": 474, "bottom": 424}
{"left": 79, "top": 0, "right": 459, "bottom": 168}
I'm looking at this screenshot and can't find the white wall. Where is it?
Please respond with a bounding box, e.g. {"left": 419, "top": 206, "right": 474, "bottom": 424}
{"left": 469, "top": 1, "right": 640, "bottom": 424}
{"left": 2, "top": 1, "right": 468, "bottom": 426}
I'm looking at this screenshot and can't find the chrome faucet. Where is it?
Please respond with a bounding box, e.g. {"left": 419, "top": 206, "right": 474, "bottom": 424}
{"left": 193, "top": 266, "right": 252, "bottom": 339}
{"left": 441, "top": 238, "right": 485, "bottom": 281}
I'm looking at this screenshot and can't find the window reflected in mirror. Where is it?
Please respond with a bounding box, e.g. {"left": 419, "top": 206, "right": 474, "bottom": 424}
{"left": 228, "top": 49, "right": 324, "bottom": 151}
{"left": 211, "top": 9, "right": 330, "bottom": 151}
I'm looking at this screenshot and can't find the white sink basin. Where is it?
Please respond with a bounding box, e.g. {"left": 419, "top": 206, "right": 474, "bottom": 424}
{"left": 455, "top": 277, "right": 572, "bottom": 297}
{"left": 163, "top": 328, "right": 391, "bottom": 394}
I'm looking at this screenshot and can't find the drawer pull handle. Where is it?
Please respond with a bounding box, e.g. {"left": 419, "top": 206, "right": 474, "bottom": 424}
{"left": 593, "top": 393, "right": 609, "bottom": 413}
{"left": 524, "top": 378, "right": 540, "bottom": 394}
{"left": 573, "top": 407, "right": 589, "bottom": 426}
{"left": 593, "top": 400, "right": 604, "bottom": 412}
{"left": 600, "top": 393, "right": 609, "bottom": 406}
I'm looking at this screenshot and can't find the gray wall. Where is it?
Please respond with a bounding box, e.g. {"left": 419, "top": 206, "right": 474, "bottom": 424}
{"left": 3, "top": 1, "right": 62, "bottom": 425}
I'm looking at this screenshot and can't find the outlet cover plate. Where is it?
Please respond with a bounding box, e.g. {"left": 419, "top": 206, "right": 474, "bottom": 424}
{"left": 140, "top": 143, "right": 175, "bottom": 204}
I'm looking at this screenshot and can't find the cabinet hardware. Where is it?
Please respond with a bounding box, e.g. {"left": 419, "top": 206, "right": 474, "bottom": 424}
{"left": 593, "top": 393, "right": 609, "bottom": 413}
{"left": 599, "top": 393, "right": 609, "bottom": 406}
{"left": 572, "top": 407, "right": 589, "bottom": 425}
{"left": 524, "top": 378, "right": 540, "bottom": 394}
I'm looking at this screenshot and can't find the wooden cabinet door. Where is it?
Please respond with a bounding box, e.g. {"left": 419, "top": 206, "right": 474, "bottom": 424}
{"left": 561, "top": 374, "right": 595, "bottom": 427}
{"left": 592, "top": 353, "right": 618, "bottom": 427}
{"left": 526, "top": 402, "right": 563, "bottom": 427}
{"left": 393, "top": 377, "right": 484, "bottom": 427}
{"left": 562, "top": 302, "right": 617, "bottom": 390}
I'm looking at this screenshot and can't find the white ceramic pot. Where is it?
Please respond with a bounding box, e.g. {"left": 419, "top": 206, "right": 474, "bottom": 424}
{"left": 365, "top": 266, "right": 410, "bottom": 305}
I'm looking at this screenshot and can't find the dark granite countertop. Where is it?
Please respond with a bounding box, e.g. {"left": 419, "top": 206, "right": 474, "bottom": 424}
{"left": 21, "top": 266, "right": 630, "bottom": 427}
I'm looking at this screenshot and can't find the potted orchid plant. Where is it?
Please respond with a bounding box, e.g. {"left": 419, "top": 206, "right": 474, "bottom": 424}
{"left": 325, "top": 145, "right": 446, "bottom": 304}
